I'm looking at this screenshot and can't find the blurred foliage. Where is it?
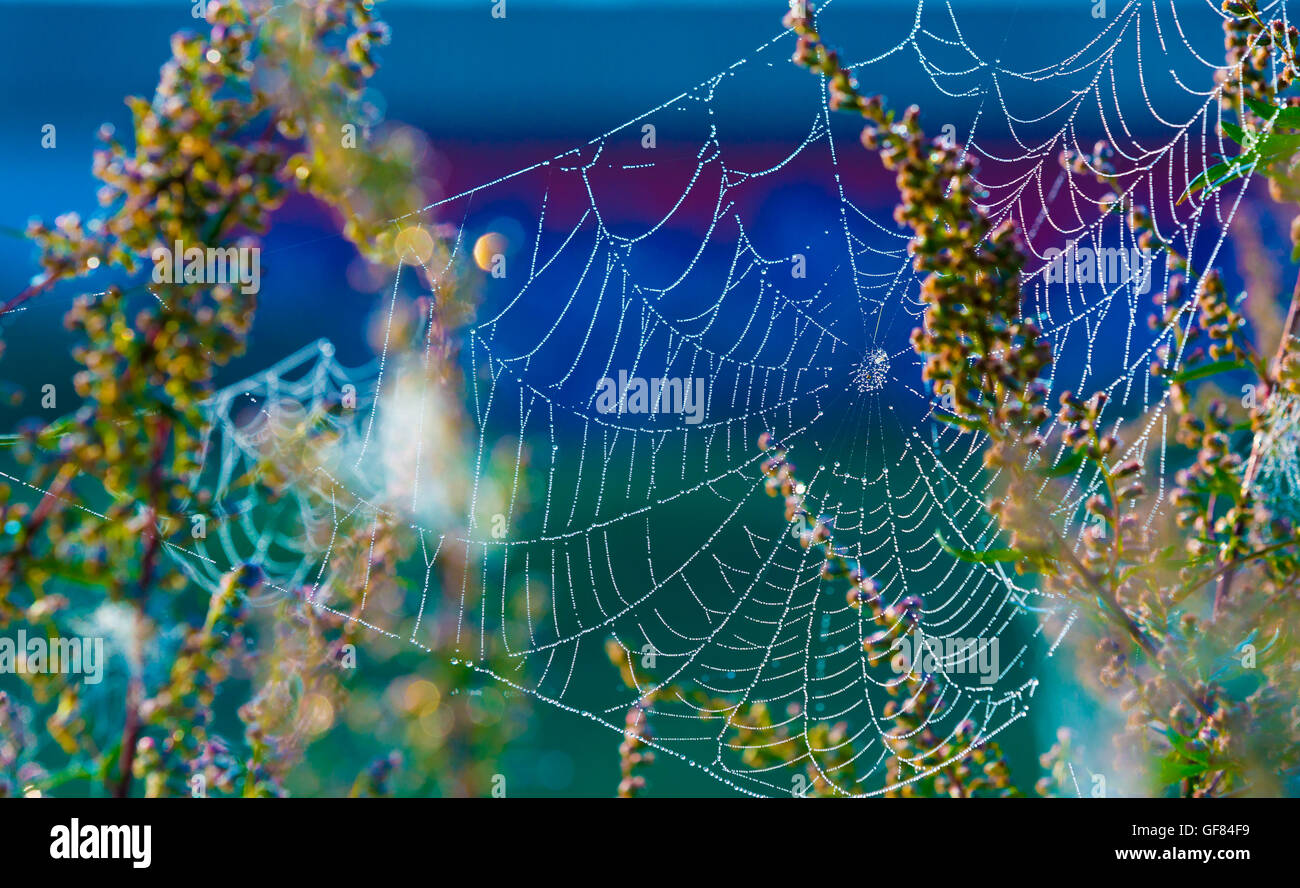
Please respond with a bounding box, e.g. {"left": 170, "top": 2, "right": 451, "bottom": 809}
{"left": 0, "top": 0, "right": 528, "bottom": 798}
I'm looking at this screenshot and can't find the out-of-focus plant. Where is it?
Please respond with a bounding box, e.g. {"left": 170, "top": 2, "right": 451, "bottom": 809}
{"left": 0, "top": 0, "right": 523, "bottom": 797}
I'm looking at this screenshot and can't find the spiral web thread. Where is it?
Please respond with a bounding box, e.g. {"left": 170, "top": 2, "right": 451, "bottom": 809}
{"left": 153, "top": 0, "right": 1276, "bottom": 795}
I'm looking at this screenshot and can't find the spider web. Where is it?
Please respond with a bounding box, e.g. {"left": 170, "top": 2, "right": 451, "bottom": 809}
{"left": 163, "top": 0, "right": 1274, "bottom": 796}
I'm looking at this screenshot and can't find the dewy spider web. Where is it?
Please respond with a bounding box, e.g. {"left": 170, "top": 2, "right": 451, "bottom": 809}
{"left": 161, "top": 0, "right": 1275, "bottom": 795}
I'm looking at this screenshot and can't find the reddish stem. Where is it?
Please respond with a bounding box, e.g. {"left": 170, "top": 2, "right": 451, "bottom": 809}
{"left": 1214, "top": 267, "right": 1300, "bottom": 620}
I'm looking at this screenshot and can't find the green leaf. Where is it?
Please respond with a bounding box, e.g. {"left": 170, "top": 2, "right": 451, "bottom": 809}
{"left": 1273, "top": 106, "right": 1300, "bottom": 129}
{"left": 1244, "top": 94, "right": 1283, "bottom": 124}
{"left": 1168, "top": 358, "right": 1248, "bottom": 384}
{"left": 934, "top": 530, "right": 1026, "bottom": 564}
{"left": 35, "top": 760, "right": 96, "bottom": 792}
{"left": 1201, "top": 156, "right": 1257, "bottom": 191}
{"left": 1156, "top": 755, "right": 1211, "bottom": 787}
{"left": 932, "top": 411, "right": 982, "bottom": 432}
{"left": 1220, "top": 121, "right": 1248, "bottom": 145}
{"left": 1042, "top": 448, "right": 1085, "bottom": 478}
{"left": 1256, "top": 132, "right": 1300, "bottom": 158}
{"left": 1178, "top": 161, "right": 1231, "bottom": 204}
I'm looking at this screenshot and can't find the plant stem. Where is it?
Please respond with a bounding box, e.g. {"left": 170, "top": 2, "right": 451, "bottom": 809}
{"left": 112, "top": 413, "right": 171, "bottom": 798}
{"left": 0, "top": 274, "right": 58, "bottom": 318}
{"left": 111, "top": 673, "right": 143, "bottom": 798}
{"left": 1215, "top": 264, "right": 1300, "bottom": 620}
